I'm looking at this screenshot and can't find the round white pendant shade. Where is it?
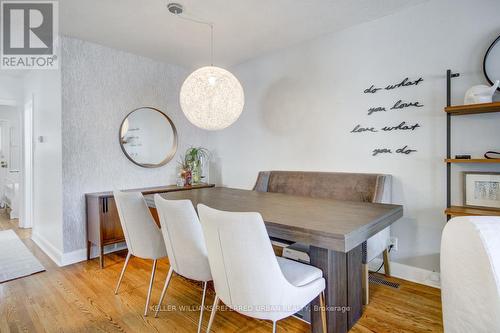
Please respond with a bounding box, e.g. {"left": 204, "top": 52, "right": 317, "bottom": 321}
{"left": 180, "top": 66, "right": 244, "bottom": 130}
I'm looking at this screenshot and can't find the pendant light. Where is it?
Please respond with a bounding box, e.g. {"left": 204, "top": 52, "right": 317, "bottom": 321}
{"left": 169, "top": 3, "right": 245, "bottom": 130}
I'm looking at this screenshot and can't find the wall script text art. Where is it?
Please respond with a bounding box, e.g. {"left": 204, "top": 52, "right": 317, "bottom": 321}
{"left": 372, "top": 145, "right": 417, "bottom": 156}
{"left": 363, "top": 77, "right": 424, "bottom": 94}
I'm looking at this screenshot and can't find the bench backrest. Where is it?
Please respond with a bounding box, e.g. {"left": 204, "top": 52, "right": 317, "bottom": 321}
{"left": 253, "top": 171, "right": 391, "bottom": 204}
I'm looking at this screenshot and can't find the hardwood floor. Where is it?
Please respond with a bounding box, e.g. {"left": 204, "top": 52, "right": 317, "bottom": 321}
{"left": 0, "top": 214, "right": 443, "bottom": 332}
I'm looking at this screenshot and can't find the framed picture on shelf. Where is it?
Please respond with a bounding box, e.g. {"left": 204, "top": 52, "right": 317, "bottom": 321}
{"left": 463, "top": 172, "right": 500, "bottom": 209}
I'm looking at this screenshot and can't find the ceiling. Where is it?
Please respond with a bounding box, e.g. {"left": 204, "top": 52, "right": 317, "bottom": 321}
{"left": 60, "top": 0, "right": 427, "bottom": 69}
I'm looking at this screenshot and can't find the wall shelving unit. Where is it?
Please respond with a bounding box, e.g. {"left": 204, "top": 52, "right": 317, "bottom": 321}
{"left": 445, "top": 69, "right": 500, "bottom": 219}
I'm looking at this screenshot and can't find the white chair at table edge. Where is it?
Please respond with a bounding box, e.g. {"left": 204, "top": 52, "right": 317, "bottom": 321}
{"left": 113, "top": 191, "right": 168, "bottom": 316}
{"left": 198, "top": 204, "right": 327, "bottom": 333}
{"left": 153, "top": 195, "right": 212, "bottom": 333}
{"left": 441, "top": 216, "right": 500, "bottom": 333}
{"left": 253, "top": 171, "right": 394, "bottom": 305}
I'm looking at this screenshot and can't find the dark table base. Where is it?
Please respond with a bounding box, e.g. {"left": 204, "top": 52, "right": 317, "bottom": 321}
{"left": 310, "top": 244, "right": 363, "bottom": 333}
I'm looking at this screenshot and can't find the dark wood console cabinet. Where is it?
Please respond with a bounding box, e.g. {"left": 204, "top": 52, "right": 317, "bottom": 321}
{"left": 86, "top": 184, "right": 214, "bottom": 268}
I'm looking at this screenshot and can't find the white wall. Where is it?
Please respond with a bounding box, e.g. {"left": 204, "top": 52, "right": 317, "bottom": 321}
{"left": 24, "top": 69, "right": 64, "bottom": 257}
{"left": 214, "top": 0, "right": 500, "bottom": 273}
{"left": 0, "top": 74, "right": 23, "bottom": 104}
{"left": 61, "top": 38, "right": 213, "bottom": 254}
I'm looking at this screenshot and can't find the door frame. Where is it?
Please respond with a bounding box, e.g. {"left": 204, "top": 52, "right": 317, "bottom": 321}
{"left": 21, "top": 96, "right": 34, "bottom": 228}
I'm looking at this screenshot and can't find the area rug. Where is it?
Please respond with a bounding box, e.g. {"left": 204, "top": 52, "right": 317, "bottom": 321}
{"left": 0, "top": 229, "right": 45, "bottom": 283}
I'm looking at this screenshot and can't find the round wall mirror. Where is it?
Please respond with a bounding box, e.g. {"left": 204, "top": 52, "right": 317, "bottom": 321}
{"left": 484, "top": 35, "right": 500, "bottom": 91}
{"left": 119, "top": 107, "right": 178, "bottom": 168}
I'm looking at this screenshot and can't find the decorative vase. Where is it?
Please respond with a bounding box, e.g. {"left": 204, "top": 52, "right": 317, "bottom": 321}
{"left": 189, "top": 160, "right": 202, "bottom": 184}
{"left": 464, "top": 80, "right": 499, "bottom": 104}
{"left": 180, "top": 168, "right": 192, "bottom": 186}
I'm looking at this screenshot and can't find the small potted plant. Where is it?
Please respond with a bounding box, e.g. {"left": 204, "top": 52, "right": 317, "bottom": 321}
{"left": 184, "top": 147, "right": 209, "bottom": 184}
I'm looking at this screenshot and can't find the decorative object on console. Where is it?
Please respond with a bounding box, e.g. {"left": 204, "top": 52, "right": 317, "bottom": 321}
{"left": 483, "top": 34, "right": 500, "bottom": 92}
{"left": 168, "top": 3, "right": 245, "bottom": 131}
{"left": 119, "top": 107, "right": 177, "bottom": 168}
{"left": 176, "top": 147, "right": 210, "bottom": 186}
{"left": 464, "top": 80, "right": 499, "bottom": 104}
{"left": 184, "top": 147, "right": 210, "bottom": 184}
{"left": 177, "top": 155, "right": 192, "bottom": 187}
{"left": 463, "top": 172, "right": 500, "bottom": 210}
{"left": 484, "top": 151, "right": 500, "bottom": 159}
{"left": 455, "top": 154, "right": 471, "bottom": 159}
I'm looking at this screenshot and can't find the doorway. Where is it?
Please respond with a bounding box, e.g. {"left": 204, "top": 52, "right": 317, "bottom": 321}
{"left": 0, "top": 76, "right": 32, "bottom": 231}
{"left": 0, "top": 104, "right": 22, "bottom": 224}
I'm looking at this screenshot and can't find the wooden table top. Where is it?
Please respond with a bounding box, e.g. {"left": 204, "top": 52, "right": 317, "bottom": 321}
{"left": 145, "top": 187, "right": 403, "bottom": 253}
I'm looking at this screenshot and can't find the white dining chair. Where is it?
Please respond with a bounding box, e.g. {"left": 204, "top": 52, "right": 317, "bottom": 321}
{"left": 113, "top": 191, "right": 168, "bottom": 316}
{"left": 441, "top": 216, "right": 500, "bottom": 332}
{"left": 198, "top": 204, "right": 327, "bottom": 333}
{"left": 153, "top": 195, "right": 212, "bottom": 333}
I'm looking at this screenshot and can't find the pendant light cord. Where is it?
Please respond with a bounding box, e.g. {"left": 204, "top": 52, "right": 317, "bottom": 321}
{"left": 174, "top": 14, "right": 214, "bottom": 66}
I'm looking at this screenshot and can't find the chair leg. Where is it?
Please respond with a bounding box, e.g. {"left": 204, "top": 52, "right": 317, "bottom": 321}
{"left": 319, "top": 291, "right": 327, "bottom": 333}
{"left": 154, "top": 266, "right": 174, "bottom": 318}
{"left": 383, "top": 249, "right": 391, "bottom": 276}
{"left": 144, "top": 259, "right": 157, "bottom": 317}
{"left": 114, "top": 252, "right": 131, "bottom": 295}
{"left": 206, "top": 294, "right": 219, "bottom": 333}
{"left": 197, "top": 281, "right": 208, "bottom": 333}
{"left": 362, "top": 263, "right": 369, "bottom": 305}
{"left": 272, "top": 320, "right": 277, "bottom": 333}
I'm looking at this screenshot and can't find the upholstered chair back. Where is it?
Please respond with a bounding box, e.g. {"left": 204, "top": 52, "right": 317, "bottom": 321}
{"left": 154, "top": 195, "right": 212, "bottom": 282}
{"left": 198, "top": 204, "right": 324, "bottom": 321}
{"left": 113, "top": 191, "right": 167, "bottom": 259}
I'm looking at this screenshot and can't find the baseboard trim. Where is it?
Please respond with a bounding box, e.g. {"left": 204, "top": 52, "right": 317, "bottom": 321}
{"left": 60, "top": 242, "right": 128, "bottom": 266}
{"left": 31, "top": 232, "right": 128, "bottom": 267}
{"left": 32, "top": 232, "right": 441, "bottom": 288}
{"left": 369, "top": 258, "right": 441, "bottom": 289}
{"left": 31, "top": 231, "right": 63, "bottom": 266}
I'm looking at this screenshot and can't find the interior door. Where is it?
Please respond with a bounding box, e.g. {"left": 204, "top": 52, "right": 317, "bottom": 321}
{"left": 0, "top": 120, "right": 10, "bottom": 204}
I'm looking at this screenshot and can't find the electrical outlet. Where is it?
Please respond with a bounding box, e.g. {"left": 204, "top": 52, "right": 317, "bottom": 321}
{"left": 427, "top": 272, "right": 441, "bottom": 283}
{"left": 389, "top": 237, "right": 398, "bottom": 252}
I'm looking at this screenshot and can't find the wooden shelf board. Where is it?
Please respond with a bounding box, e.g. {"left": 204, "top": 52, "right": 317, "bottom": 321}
{"left": 444, "top": 101, "right": 500, "bottom": 115}
{"left": 445, "top": 206, "right": 500, "bottom": 217}
{"left": 445, "top": 158, "right": 500, "bottom": 163}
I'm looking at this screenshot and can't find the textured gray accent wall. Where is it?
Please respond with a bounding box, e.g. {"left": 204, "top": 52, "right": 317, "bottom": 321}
{"left": 61, "top": 38, "right": 213, "bottom": 252}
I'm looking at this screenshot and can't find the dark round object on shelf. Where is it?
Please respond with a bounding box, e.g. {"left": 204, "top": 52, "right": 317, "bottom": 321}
{"left": 483, "top": 34, "right": 500, "bottom": 91}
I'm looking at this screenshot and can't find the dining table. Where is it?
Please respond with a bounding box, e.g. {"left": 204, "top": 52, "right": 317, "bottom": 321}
{"left": 145, "top": 187, "right": 403, "bottom": 333}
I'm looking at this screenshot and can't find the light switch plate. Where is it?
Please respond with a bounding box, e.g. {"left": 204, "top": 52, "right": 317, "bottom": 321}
{"left": 389, "top": 237, "right": 398, "bottom": 252}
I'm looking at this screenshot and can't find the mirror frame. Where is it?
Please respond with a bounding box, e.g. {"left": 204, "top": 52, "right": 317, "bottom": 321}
{"left": 119, "top": 107, "right": 178, "bottom": 168}
{"left": 483, "top": 34, "right": 500, "bottom": 92}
